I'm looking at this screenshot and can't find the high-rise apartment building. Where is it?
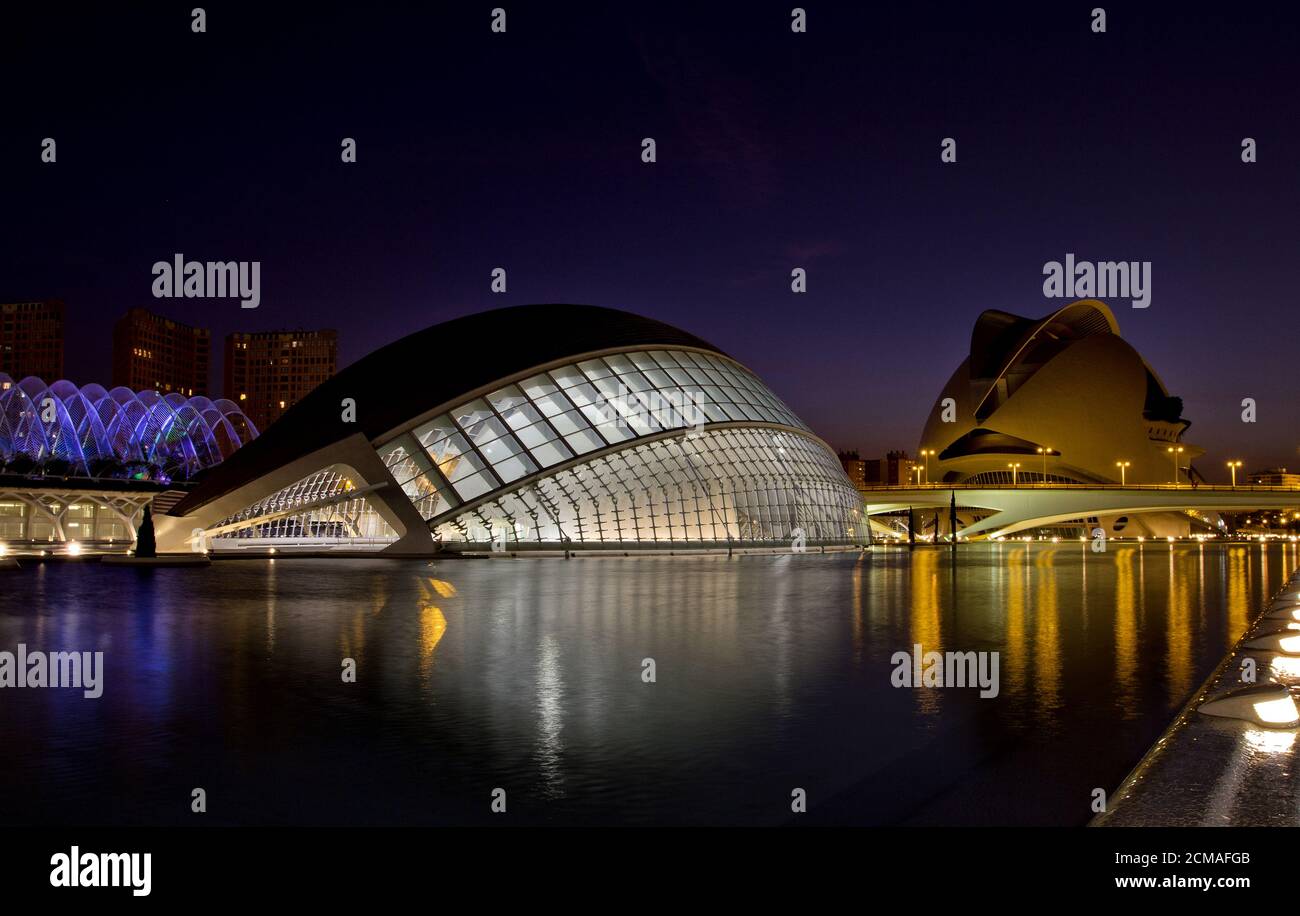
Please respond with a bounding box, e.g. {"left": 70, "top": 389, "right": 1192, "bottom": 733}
{"left": 224, "top": 329, "right": 337, "bottom": 432}
{"left": 112, "top": 307, "right": 211, "bottom": 396}
{"left": 0, "top": 299, "right": 65, "bottom": 381}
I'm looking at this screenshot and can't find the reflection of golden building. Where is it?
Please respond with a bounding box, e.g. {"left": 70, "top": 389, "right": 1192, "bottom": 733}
{"left": 918, "top": 300, "right": 1203, "bottom": 538}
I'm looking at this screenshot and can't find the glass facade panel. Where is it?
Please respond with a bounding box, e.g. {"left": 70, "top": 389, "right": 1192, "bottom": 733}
{"left": 565, "top": 429, "right": 604, "bottom": 455}
{"left": 453, "top": 470, "right": 496, "bottom": 501}
{"left": 362, "top": 346, "right": 854, "bottom": 548}
{"left": 515, "top": 420, "right": 557, "bottom": 449}
{"left": 549, "top": 409, "right": 587, "bottom": 436}
{"left": 487, "top": 384, "right": 529, "bottom": 414}
{"left": 431, "top": 426, "right": 865, "bottom": 546}
{"left": 413, "top": 415, "right": 456, "bottom": 450}
{"left": 531, "top": 439, "right": 572, "bottom": 467}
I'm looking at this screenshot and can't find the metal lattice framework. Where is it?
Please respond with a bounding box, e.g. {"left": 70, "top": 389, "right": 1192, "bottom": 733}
{"left": 0, "top": 373, "right": 257, "bottom": 481}
{"left": 206, "top": 465, "right": 395, "bottom": 544}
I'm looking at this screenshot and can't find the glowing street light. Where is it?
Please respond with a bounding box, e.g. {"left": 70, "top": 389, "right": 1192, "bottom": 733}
{"left": 1036, "top": 446, "right": 1055, "bottom": 484}
{"left": 1115, "top": 460, "right": 1131, "bottom": 486}
{"left": 1167, "top": 445, "right": 1184, "bottom": 486}
{"left": 1008, "top": 462, "right": 1021, "bottom": 486}
{"left": 919, "top": 449, "right": 935, "bottom": 484}
{"left": 1227, "top": 460, "right": 1243, "bottom": 488}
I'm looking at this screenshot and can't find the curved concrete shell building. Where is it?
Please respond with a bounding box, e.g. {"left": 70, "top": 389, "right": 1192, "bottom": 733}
{"left": 917, "top": 299, "right": 1204, "bottom": 537}
{"left": 155, "top": 304, "right": 866, "bottom": 554}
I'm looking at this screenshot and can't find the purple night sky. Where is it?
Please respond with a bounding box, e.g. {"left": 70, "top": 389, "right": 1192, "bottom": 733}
{"left": 4, "top": 2, "right": 1299, "bottom": 477}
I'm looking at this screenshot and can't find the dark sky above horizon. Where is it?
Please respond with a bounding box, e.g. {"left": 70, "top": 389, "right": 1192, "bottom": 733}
{"left": 4, "top": 1, "right": 1300, "bottom": 475}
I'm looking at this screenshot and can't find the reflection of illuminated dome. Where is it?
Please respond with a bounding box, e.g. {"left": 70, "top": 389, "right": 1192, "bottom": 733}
{"left": 156, "top": 304, "right": 865, "bottom": 554}
{"left": 0, "top": 373, "right": 257, "bottom": 481}
{"left": 919, "top": 299, "right": 1202, "bottom": 487}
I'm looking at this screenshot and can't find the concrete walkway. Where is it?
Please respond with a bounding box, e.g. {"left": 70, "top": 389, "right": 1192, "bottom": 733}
{"left": 1096, "top": 567, "right": 1300, "bottom": 826}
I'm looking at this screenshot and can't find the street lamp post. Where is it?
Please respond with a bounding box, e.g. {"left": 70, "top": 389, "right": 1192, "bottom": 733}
{"left": 1036, "top": 446, "right": 1054, "bottom": 484}
{"left": 1227, "top": 460, "right": 1243, "bottom": 488}
{"left": 1008, "top": 462, "right": 1021, "bottom": 486}
{"left": 919, "top": 449, "right": 935, "bottom": 484}
{"left": 1115, "top": 460, "right": 1130, "bottom": 486}
{"left": 1167, "top": 446, "right": 1184, "bottom": 486}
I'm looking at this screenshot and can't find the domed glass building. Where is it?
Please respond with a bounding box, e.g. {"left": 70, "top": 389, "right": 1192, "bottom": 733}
{"left": 155, "top": 304, "right": 866, "bottom": 555}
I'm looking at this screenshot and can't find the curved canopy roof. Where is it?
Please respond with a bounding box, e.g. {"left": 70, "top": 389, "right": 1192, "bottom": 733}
{"left": 968, "top": 300, "right": 1150, "bottom": 420}
{"left": 173, "top": 304, "right": 727, "bottom": 514}
{"left": 970, "top": 299, "right": 1119, "bottom": 380}
{"left": 0, "top": 373, "right": 256, "bottom": 481}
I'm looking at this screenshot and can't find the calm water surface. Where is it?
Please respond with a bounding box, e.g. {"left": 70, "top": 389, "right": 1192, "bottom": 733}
{"left": 1, "top": 542, "right": 1294, "bottom": 826}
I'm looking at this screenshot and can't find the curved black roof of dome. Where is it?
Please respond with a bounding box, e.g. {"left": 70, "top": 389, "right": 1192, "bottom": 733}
{"left": 172, "top": 304, "right": 726, "bottom": 514}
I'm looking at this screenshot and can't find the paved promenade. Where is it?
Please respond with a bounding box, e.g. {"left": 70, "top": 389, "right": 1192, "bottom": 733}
{"left": 1097, "top": 567, "right": 1300, "bottom": 826}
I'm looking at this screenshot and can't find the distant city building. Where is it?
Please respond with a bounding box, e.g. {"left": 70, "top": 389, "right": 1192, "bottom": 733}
{"left": 224, "top": 329, "right": 338, "bottom": 432}
{"left": 838, "top": 450, "right": 867, "bottom": 488}
{"left": 0, "top": 299, "right": 64, "bottom": 381}
{"left": 878, "top": 450, "right": 915, "bottom": 486}
{"left": 112, "top": 307, "right": 211, "bottom": 396}
{"left": 1248, "top": 467, "right": 1300, "bottom": 487}
{"left": 838, "top": 449, "right": 914, "bottom": 489}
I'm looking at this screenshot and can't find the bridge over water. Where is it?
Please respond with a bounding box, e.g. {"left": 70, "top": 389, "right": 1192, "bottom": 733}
{"left": 860, "top": 483, "right": 1300, "bottom": 540}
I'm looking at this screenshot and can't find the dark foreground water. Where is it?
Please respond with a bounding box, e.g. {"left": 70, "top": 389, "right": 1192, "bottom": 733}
{"left": 1, "top": 542, "right": 1294, "bottom": 826}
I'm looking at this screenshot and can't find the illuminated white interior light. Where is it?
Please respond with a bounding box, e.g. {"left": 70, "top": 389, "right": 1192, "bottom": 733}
{"left": 1199, "top": 684, "right": 1300, "bottom": 728}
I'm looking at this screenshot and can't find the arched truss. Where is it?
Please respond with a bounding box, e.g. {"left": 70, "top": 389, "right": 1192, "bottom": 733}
{"left": 204, "top": 464, "right": 396, "bottom": 547}
{"left": 0, "top": 373, "right": 257, "bottom": 480}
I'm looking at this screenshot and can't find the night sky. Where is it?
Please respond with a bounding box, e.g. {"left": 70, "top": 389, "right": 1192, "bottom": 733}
{"left": 4, "top": 2, "right": 1300, "bottom": 476}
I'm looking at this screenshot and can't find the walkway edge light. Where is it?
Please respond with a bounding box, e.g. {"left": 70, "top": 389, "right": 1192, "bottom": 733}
{"left": 1244, "top": 631, "right": 1300, "bottom": 655}
{"left": 1198, "top": 684, "right": 1300, "bottom": 728}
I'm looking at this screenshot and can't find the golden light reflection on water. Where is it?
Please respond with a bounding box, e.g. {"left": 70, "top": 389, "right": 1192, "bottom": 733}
{"left": 1166, "top": 547, "right": 1194, "bottom": 704}
{"left": 419, "top": 604, "right": 447, "bottom": 679}
{"left": 1259, "top": 542, "right": 1270, "bottom": 609}
{"left": 1225, "top": 546, "right": 1248, "bottom": 645}
{"left": 909, "top": 547, "right": 942, "bottom": 714}
{"left": 876, "top": 542, "right": 1296, "bottom": 726}
{"left": 1114, "top": 546, "right": 1138, "bottom": 712}
{"left": 1033, "top": 548, "right": 1060, "bottom": 714}
{"left": 1004, "top": 546, "right": 1028, "bottom": 703}
{"left": 428, "top": 578, "right": 457, "bottom": 599}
